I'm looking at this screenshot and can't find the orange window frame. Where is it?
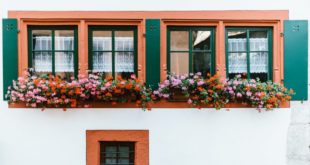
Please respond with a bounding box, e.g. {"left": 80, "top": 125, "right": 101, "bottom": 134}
{"left": 86, "top": 130, "right": 149, "bottom": 165}
{"left": 8, "top": 10, "right": 288, "bottom": 83}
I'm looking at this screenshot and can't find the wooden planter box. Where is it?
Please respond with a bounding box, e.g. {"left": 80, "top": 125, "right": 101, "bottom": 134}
{"left": 8, "top": 101, "right": 290, "bottom": 109}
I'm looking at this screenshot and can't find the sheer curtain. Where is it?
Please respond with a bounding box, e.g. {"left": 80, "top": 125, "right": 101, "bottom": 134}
{"left": 92, "top": 37, "right": 134, "bottom": 73}
{"left": 228, "top": 38, "right": 268, "bottom": 73}
{"left": 33, "top": 36, "right": 74, "bottom": 72}
{"left": 92, "top": 37, "right": 112, "bottom": 72}
{"left": 34, "top": 36, "right": 52, "bottom": 72}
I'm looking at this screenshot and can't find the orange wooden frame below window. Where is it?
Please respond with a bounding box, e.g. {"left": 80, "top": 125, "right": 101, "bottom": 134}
{"left": 86, "top": 130, "right": 149, "bottom": 165}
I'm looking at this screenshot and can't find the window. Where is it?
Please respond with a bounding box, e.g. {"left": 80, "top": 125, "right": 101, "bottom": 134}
{"left": 86, "top": 130, "right": 149, "bottom": 165}
{"left": 226, "top": 27, "right": 272, "bottom": 81}
{"left": 167, "top": 27, "right": 215, "bottom": 77}
{"left": 89, "top": 26, "right": 137, "bottom": 79}
{"left": 28, "top": 26, "right": 78, "bottom": 79}
{"left": 101, "top": 142, "right": 135, "bottom": 165}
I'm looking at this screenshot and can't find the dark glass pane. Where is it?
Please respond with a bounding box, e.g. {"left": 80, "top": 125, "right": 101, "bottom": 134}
{"left": 55, "top": 30, "right": 74, "bottom": 51}
{"left": 33, "top": 51, "right": 52, "bottom": 74}
{"left": 170, "top": 52, "right": 189, "bottom": 75}
{"left": 193, "top": 52, "right": 211, "bottom": 77}
{"left": 228, "top": 52, "right": 247, "bottom": 78}
{"left": 170, "top": 31, "right": 189, "bottom": 51}
{"left": 115, "top": 52, "right": 134, "bottom": 79}
{"left": 92, "top": 52, "right": 113, "bottom": 77}
{"left": 93, "top": 31, "right": 112, "bottom": 51}
{"left": 32, "top": 30, "right": 52, "bottom": 51}
{"left": 227, "top": 30, "right": 247, "bottom": 52}
{"left": 115, "top": 31, "right": 134, "bottom": 51}
{"left": 250, "top": 31, "right": 268, "bottom": 51}
{"left": 192, "top": 30, "right": 211, "bottom": 51}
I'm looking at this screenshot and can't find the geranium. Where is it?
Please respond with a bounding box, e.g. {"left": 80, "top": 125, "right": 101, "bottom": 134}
{"left": 6, "top": 70, "right": 153, "bottom": 110}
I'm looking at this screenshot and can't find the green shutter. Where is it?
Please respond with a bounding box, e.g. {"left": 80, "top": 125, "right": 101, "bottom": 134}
{"left": 145, "top": 19, "right": 160, "bottom": 89}
{"left": 284, "top": 20, "right": 308, "bottom": 100}
{"left": 2, "top": 18, "right": 18, "bottom": 100}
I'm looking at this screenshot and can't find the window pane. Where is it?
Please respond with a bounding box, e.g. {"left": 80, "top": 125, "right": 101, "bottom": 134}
{"left": 93, "top": 52, "right": 112, "bottom": 77}
{"left": 192, "top": 30, "right": 211, "bottom": 51}
{"left": 33, "top": 52, "right": 52, "bottom": 73}
{"left": 55, "top": 30, "right": 74, "bottom": 51}
{"left": 170, "top": 31, "right": 189, "bottom": 51}
{"left": 170, "top": 52, "right": 189, "bottom": 75}
{"left": 227, "top": 30, "right": 247, "bottom": 52}
{"left": 55, "top": 52, "right": 74, "bottom": 78}
{"left": 105, "top": 158, "right": 117, "bottom": 164}
{"left": 32, "top": 30, "right": 52, "bottom": 51}
{"left": 250, "top": 31, "right": 268, "bottom": 51}
{"left": 115, "top": 31, "right": 134, "bottom": 51}
{"left": 250, "top": 52, "right": 268, "bottom": 81}
{"left": 193, "top": 52, "right": 211, "bottom": 77}
{"left": 228, "top": 52, "right": 247, "bottom": 77}
{"left": 119, "top": 158, "right": 130, "bottom": 163}
{"left": 93, "top": 31, "right": 112, "bottom": 51}
{"left": 115, "top": 52, "right": 134, "bottom": 79}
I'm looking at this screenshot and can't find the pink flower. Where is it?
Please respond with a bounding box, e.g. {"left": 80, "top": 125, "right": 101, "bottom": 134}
{"left": 130, "top": 74, "right": 136, "bottom": 79}
{"left": 153, "top": 90, "right": 160, "bottom": 95}
{"left": 189, "top": 79, "right": 194, "bottom": 85}
{"left": 236, "top": 92, "right": 242, "bottom": 98}
{"left": 246, "top": 91, "right": 252, "bottom": 97}
{"left": 163, "top": 94, "right": 169, "bottom": 98}
{"left": 197, "top": 80, "right": 204, "bottom": 86}
{"left": 187, "top": 99, "right": 193, "bottom": 104}
{"left": 31, "top": 103, "right": 36, "bottom": 108}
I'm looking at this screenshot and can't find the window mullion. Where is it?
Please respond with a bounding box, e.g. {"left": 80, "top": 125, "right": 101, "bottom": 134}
{"left": 112, "top": 30, "right": 115, "bottom": 78}
{"left": 52, "top": 30, "right": 55, "bottom": 75}
{"left": 246, "top": 29, "right": 250, "bottom": 79}
{"left": 189, "top": 29, "right": 193, "bottom": 73}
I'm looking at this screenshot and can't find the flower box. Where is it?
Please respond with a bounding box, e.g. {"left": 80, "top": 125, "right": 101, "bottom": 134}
{"left": 8, "top": 100, "right": 290, "bottom": 109}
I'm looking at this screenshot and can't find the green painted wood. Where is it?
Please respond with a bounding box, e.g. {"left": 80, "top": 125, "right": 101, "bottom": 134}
{"left": 284, "top": 20, "right": 308, "bottom": 100}
{"left": 146, "top": 19, "right": 160, "bottom": 89}
{"left": 2, "top": 19, "right": 18, "bottom": 100}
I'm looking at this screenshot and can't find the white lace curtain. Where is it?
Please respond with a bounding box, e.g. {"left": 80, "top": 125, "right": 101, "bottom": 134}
{"left": 92, "top": 37, "right": 134, "bottom": 72}
{"left": 33, "top": 36, "right": 74, "bottom": 72}
{"left": 228, "top": 38, "right": 268, "bottom": 73}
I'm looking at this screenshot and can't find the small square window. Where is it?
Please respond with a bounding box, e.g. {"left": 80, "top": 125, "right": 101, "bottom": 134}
{"left": 100, "top": 142, "right": 135, "bottom": 165}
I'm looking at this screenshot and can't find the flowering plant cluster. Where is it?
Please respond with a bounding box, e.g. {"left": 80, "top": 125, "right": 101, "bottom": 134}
{"left": 6, "top": 70, "right": 153, "bottom": 110}
{"left": 224, "top": 75, "right": 294, "bottom": 109}
{"left": 153, "top": 72, "right": 294, "bottom": 110}
{"left": 6, "top": 70, "right": 294, "bottom": 110}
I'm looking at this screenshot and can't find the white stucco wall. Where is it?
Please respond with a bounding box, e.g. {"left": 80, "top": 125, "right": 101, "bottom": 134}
{"left": 0, "top": 1, "right": 309, "bottom": 165}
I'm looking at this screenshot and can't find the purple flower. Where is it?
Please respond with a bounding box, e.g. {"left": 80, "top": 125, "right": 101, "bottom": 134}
{"left": 196, "top": 72, "right": 202, "bottom": 76}
{"left": 164, "top": 80, "right": 170, "bottom": 85}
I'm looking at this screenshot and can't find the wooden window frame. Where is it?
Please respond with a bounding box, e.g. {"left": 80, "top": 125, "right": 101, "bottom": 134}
{"left": 88, "top": 26, "right": 138, "bottom": 78}
{"left": 166, "top": 26, "right": 215, "bottom": 76}
{"left": 225, "top": 27, "right": 273, "bottom": 81}
{"left": 27, "top": 25, "right": 79, "bottom": 77}
{"left": 86, "top": 130, "right": 149, "bottom": 165}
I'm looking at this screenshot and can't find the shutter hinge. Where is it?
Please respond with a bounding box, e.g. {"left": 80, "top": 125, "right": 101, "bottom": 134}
{"left": 280, "top": 32, "right": 284, "bottom": 37}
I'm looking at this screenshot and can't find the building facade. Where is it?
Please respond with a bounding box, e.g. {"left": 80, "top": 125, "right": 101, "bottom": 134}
{"left": 0, "top": 1, "right": 309, "bottom": 165}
